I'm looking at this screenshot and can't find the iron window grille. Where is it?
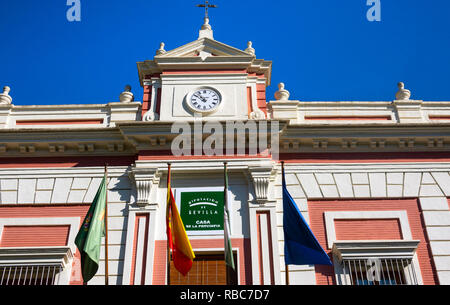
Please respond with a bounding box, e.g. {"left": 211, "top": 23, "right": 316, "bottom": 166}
{"left": 0, "top": 264, "right": 63, "bottom": 285}
{"left": 341, "top": 258, "right": 418, "bottom": 285}
{"left": 0, "top": 246, "right": 73, "bottom": 285}
{"left": 332, "top": 240, "right": 421, "bottom": 286}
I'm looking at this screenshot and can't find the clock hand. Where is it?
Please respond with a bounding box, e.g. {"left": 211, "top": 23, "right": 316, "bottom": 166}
{"left": 194, "top": 94, "right": 206, "bottom": 102}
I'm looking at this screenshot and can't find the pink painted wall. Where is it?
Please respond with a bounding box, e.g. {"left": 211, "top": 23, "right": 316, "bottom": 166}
{"left": 308, "top": 199, "right": 439, "bottom": 285}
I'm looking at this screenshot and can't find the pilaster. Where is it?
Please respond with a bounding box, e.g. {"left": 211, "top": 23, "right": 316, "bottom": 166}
{"left": 247, "top": 161, "right": 281, "bottom": 284}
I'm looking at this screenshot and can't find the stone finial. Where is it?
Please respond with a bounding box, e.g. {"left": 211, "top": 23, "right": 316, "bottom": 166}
{"left": 395, "top": 82, "right": 411, "bottom": 100}
{"left": 119, "top": 85, "right": 134, "bottom": 103}
{"left": 274, "top": 83, "right": 290, "bottom": 101}
{"left": 0, "top": 86, "right": 12, "bottom": 104}
{"left": 245, "top": 41, "right": 255, "bottom": 56}
{"left": 156, "top": 42, "right": 166, "bottom": 55}
{"left": 198, "top": 17, "right": 214, "bottom": 40}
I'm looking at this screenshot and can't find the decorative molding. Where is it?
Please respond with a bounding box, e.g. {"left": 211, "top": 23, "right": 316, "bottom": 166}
{"left": 128, "top": 167, "right": 161, "bottom": 207}
{"left": 342, "top": 139, "right": 358, "bottom": 149}
{"left": 0, "top": 246, "right": 74, "bottom": 268}
{"left": 249, "top": 110, "right": 266, "bottom": 120}
{"left": 324, "top": 211, "right": 412, "bottom": 248}
{"left": 332, "top": 240, "right": 421, "bottom": 261}
{"left": 248, "top": 163, "right": 276, "bottom": 204}
{"left": 155, "top": 42, "right": 166, "bottom": 56}
{"left": 142, "top": 111, "right": 158, "bottom": 122}
{"left": 244, "top": 41, "right": 255, "bottom": 56}
{"left": 0, "top": 246, "right": 74, "bottom": 285}
{"left": 119, "top": 85, "right": 134, "bottom": 103}
{"left": 19, "top": 145, "right": 35, "bottom": 154}
{"left": 274, "top": 83, "right": 290, "bottom": 101}
{"left": 0, "top": 216, "right": 80, "bottom": 285}
{"left": 267, "top": 100, "right": 299, "bottom": 121}
{"left": 0, "top": 86, "right": 12, "bottom": 104}
{"left": 395, "top": 82, "right": 411, "bottom": 101}
{"left": 332, "top": 240, "right": 423, "bottom": 285}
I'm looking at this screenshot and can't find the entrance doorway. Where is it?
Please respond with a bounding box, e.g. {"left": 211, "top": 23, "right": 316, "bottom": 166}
{"left": 170, "top": 253, "right": 238, "bottom": 285}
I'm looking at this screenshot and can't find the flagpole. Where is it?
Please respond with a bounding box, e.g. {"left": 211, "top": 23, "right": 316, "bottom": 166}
{"left": 104, "top": 164, "right": 109, "bottom": 286}
{"left": 166, "top": 163, "right": 171, "bottom": 286}
{"left": 281, "top": 161, "right": 290, "bottom": 285}
{"left": 224, "top": 162, "right": 229, "bottom": 285}
{"left": 285, "top": 264, "right": 290, "bottom": 285}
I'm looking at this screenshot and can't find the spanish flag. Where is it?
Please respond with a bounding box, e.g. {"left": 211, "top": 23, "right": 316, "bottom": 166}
{"left": 166, "top": 164, "right": 195, "bottom": 276}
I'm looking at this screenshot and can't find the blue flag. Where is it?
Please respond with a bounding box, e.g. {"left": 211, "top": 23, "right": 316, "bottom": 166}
{"left": 282, "top": 165, "right": 333, "bottom": 266}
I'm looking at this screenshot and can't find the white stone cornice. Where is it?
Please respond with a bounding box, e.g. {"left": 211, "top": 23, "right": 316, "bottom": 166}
{"left": 155, "top": 38, "right": 252, "bottom": 58}
{"left": 132, "top": 158, "right": 273, "bottom": 173}
{"left": 0, "top": 102, "right": 140, "bottom": 130}
{"left": 0, "top": 127, "right": 134, "bottom": 157}
{"left": 0, "top": 246, "right": 74, "bottom": 268}
{"left": 128, "top": 158, "right": 275, "bottom": 208}
{"left": 279, "top": 124, "right": 450, "bottom": 152}
{"left": 332, "top": 240, "right": 420, "bottom": 261}
{"left": 268, "top": 99, "right": 450, "bottom": 126}
{"left": 137, "top": 38, "right": 272, "bottom": 86}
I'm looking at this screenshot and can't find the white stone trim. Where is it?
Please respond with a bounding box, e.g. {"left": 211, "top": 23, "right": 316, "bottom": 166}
{"left": 276, "top": 162, "right": 450, "bottom": 284}
{"left": 248, "top": 201, "right": 280, "bottom": 285}
{"left": 122, "top": 207, "right": 157, "bottom": 285}
{"left": 0, "top": 246, "right": 73, "bottom": 265}
{"left": 3, "top": 102, "right": 140, "bottom": 129}
{"left": 121, "top": 209, "right": 136, "bottom": 285}
{"left": 282, "top": 163, "right": 450, "bottom": 173}
{"left": 332, "top": 240, "right": 421, "bottom": 261}
{"left": 0, "top": 217, "right": 80, "bottom": 254}
{"left": 259, "top": 212, "right": 271, "bottom": 284}
{"left": 0, "top": 167, "right": 132, "bottom": 205}
{"left": 0, "top": 166, "right": 129, "bottom": 178}
{"left": 0, "top": 216, "right": 80, "bottom": 285}
{"left": 324, "top": 211, "right": 412, "bottom": 248}
{"left": 133, "top": 217, "right": 147, "bottom": 285}
{"left": 331, "top": 241, "right": 423, "bottom": 285}
{"left": 268, "top": 99, "right": 450, "bottom": 125}
{"left": 0, "top": 246, "right": 74, "bottom": 284}
{"left": 128, "top": 167, "right": 161, "bottom": 206}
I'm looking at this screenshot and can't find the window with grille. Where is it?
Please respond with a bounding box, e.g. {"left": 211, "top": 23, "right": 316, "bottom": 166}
{"left": 341, "top": 258, "right": 418, "bottom": 285}
{"left": 0, "top": 265, "right": 63, "bottom": 285}
{"left": 332, "top": 240, "right": 421, "bottom": 286}
{"left": 0, "top": 246, "right": 73, "bottom": 286}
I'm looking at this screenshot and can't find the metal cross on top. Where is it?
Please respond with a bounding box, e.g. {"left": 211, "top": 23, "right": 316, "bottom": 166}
{"left": 196, "top": 0, "right": 217, "bottom": 19}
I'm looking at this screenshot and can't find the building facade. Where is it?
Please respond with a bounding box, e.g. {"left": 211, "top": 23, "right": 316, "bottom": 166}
{"left": 0, "top": 20, "right": 449, "bottom": 285}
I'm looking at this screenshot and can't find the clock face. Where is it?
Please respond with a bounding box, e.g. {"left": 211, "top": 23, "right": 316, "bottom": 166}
{"left": 188, "top": 89, "right": 221, "bottom": 113}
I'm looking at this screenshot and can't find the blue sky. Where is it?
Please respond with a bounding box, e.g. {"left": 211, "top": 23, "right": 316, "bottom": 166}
{"left": 0, "top": 0, "right": 449, "bottom": 105}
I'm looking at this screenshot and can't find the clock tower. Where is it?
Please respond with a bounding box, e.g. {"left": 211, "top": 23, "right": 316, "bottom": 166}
{"left": 137, "top": 18, "right": 272, "bottom": 122}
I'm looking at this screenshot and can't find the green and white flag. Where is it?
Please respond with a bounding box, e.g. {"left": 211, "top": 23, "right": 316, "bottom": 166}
{"left": 75, "top": 176, "right": 107, "bottom": 284}
{"left": 224, "top": 163, "right": 235, "bottom": 271}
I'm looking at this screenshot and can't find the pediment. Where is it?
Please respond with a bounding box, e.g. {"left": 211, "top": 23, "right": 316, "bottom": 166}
{"left": 137, "top": 37, "right": 272, "bottom": 86}
{"left": 156, "top": 38, "right": 254, "bottom": 59}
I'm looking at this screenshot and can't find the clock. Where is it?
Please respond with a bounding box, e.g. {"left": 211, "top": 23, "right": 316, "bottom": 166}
{"left": 187, "top": 88, "right": 222, "bottom": 114}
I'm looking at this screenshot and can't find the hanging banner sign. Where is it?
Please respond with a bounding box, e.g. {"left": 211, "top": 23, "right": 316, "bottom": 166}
{"left": 176, "top": 189, "right": 225, "bottom": 235}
